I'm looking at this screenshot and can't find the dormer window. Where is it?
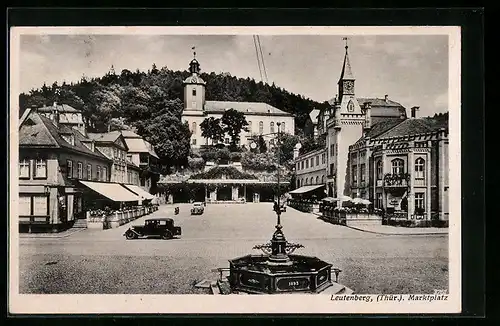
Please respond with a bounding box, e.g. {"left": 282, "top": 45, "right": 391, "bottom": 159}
{"left": 61, "top": 133, "right": 75, "bottom": 146}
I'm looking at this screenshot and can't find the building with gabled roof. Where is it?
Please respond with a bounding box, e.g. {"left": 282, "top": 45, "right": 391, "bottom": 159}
{"left": 181, "top": 54, "right": 295, "bottom": 149}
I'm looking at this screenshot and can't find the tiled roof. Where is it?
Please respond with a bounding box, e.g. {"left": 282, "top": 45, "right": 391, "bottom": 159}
{"left": 353, "top": 118, "right": 403, "bottom": 145}
{"left": 37, "top": 104, "right": 80, "bottom": 113}
{"left": 377, "top": 118, "right": 434, "bottom": 139}
{"left": 19, "top": 112, "right": 59, "bottom": 147}
{"left": 20, "top": 111, "right": 110, "bottom": 160}
{"left": 87, "top": 131, "right": 122, "bottom": 142}
{"left": 124, "top": 138, "right": 160, "bottom": 159}
{"left": 204, "top": 101, "right": 292, "bottom": 116}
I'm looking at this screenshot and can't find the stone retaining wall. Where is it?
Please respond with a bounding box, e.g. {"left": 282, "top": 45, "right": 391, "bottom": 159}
{"left": 86, "top": 205, "right": 159, "bottom": 230}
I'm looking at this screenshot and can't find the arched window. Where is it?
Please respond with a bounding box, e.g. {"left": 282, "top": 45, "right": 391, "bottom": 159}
{"left": 391, "top": 158, "right": 405, "bottom": 175}
{"left": 376, "top": 160, "right": 383, "bottom": 180}
{"left": 259, "top": 121, "right": 264, "bottom": 134}
{"left": 281, "top": 122, "right": 285, "bottom": 132}
{"left": 248, "top": 121, "right": 252, "bottom": 133}
{"left": 315, "top": 176, "right": 319, "bottom": 184}
{"left": 192, "top": 122, "right": 197, "bottom": 135}
{"left": 270, "top": 122, "right": 275, "bottom": 134}
{"left": 321, "top": 175, "right": 325, "bottom": 184}
{"left": 415, "top": 158, "right": 425, "bottom": 179}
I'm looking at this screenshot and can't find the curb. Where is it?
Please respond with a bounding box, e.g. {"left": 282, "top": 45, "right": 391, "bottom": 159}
{"left": 19, "top": 228, "right": 86, "bottom": 239}
{"left": 313, "top": 213, "right": 447, "bottom": 236}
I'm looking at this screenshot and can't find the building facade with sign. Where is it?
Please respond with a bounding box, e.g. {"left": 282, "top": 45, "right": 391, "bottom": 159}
{"left": 18, "top": 104, "right": 157, "bottom": 232}
{"left": 348, "top": 109, "right": 449, "bottom": 222}
{"left": 180, "top": 56, "right": 295, "bottom": 149}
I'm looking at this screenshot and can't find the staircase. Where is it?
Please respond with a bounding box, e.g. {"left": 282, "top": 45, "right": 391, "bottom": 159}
{"left": 72, "top": 219, "right": 88, "bottom": 229}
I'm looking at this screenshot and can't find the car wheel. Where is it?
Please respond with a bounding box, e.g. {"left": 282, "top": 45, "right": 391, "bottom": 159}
{"left": 162, "top": 231, "right": 173, "bottom": 240}
{"left": 125, "top": 231, "right": 137, "bottom": 240}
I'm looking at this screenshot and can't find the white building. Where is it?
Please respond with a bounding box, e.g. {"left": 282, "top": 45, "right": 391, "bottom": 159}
{"left": 181, "top": 56, "right": 295, "bottom": 149}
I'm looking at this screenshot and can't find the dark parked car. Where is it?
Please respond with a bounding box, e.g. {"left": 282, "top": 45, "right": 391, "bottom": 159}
{"left": 190, "top": 202, "right": 205, "bottom": 215}
{"left": 124, "top": 218, "right": 181, "bottom": 240}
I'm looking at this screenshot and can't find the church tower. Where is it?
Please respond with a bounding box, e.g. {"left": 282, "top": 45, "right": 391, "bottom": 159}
{"left": 182, "top": 50, "right": 207, "bottom": 149}
{"left": 183, "top": 52, "right": 206, "bottom": 112}
{"left": 326, "top": 39, "right": 366, "bottom": 201}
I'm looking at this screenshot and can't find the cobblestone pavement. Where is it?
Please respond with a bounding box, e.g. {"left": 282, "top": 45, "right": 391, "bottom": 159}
{"left": 17, "top": 203, "right": 449, "bottom": 294}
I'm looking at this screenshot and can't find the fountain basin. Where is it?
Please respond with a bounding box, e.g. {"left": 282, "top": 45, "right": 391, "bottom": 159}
{"left": 228, "top": 254, "right": 333, "bottom": 294}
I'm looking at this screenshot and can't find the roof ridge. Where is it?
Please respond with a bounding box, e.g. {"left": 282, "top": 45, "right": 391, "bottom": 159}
{"left": 37, "top": 114, "right": 62, "bottom": 148}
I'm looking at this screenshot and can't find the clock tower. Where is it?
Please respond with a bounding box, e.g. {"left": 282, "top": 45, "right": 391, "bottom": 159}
{"left": 326, "top": 40, "right": 366, "bottom": 202}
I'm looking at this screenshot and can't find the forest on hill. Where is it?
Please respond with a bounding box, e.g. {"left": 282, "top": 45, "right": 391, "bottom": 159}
{"left": 19, "top": 64, "right": 329, "bottom": 171}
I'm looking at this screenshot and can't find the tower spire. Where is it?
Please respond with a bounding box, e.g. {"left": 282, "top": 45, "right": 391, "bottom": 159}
{"left": 339, "top": 37, "right": 354, "bottom": 82}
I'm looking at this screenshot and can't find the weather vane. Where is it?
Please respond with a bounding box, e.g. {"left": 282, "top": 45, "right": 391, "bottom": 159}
{"left": 342, "top": 37, "right": 350, "bottom": 49}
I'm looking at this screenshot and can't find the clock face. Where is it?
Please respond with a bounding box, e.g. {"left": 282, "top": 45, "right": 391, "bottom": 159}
{"left": 344, "top": 80, "right": 354, "bottom": 93}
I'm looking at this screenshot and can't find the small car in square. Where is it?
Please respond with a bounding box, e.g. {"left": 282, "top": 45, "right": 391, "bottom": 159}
{"left": 190, "top": 202, "right": 205, "bottom": 215}
{"left": 124, "top": 218, "right": 181, "bottom": 240}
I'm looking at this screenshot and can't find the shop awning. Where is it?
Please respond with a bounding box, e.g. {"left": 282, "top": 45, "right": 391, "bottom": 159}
{"left": 122, "top": 184, "right": 155, "bottom": 200}
{"left": 289, "top": 185, "right": 325, "bottom": 194}
{"left": 80, "top": 181, "right": 141, "bottom": 202}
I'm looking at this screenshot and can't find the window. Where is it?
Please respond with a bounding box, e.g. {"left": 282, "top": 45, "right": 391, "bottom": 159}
{"left": 192, "top": 122, "right": 197, "bottom": 135}
{"left": 322, "top": 153, "right": 326, "bottom": 164}
{"left": 330, "top": 144, "right": 335, "bottom": 156}
{"left": 67, "top": 160, "right": 73, "bottom": 179}
{"left": 248, "top": 121, "right": 252, "bottom": 133}
{"left": 192, "top": 138, "right": 197, "bottom": 145}
{"left": 281, "top": 122, "right": 285, "bottom": 132}
{"left": 34, "top": 159, "right": 47, "bottom": 178}
{"left": 296, "top": 163, "right": 300, "bottom": 171}
{"left": 127, "top": 171, "right": 131, "bottom": 184}
{"left": 87, "top": 164, "right": 92, "bottom": 180}
{"left": 19, "top": 159, "right": 30, "bottom": 178}
{"left": 352, "top": 165, "right": 358, "bottom": 185}
{"left": 321, "top": 175, "right": 325, "bottom": 183}
{"left": 415, "top": 158, "right": 425, "bottom": 179}
{"left": 19, "top": 195, "right": 31, "bottom": 215}
{"left": 113, "top": 148, "right": 118, "bottom": 158}
{"left": 315, "top": 176, "right": 319, "bottom": 184}
{"left": 270, "top": 122, "right": 275, "bottom": 134}
{"left": 97, "top": 166, "right": 101, "bottom": 181}
{"left": 301, "top": 161, "right": 304, "bottom": 170}
{"left": 329, "top": 163, "right": 335, "bottom": 176}
{"left": 77, "top": 162, "right": 83, "bottom": 179}
{"left": 259, "top": 121, "right": 264, "bottom": 134}
{"left": 316, "top": 156, "right": 319, "bottom": 165}
{"left": 376, "top": 193, "right": 383, "bottom": 208}
{"left": 391, "top": 159, "right": 405, "bottom": 175}
{"left": 360, "top": 164, "right": 366, "bottom": 183}
{"left": 415, "top": 193, "right": 425, "bottom": 210}
{"left": 33, "top": 196, "right": 48, "bottom": 215}
{"left": 103, "top": 166, "right": 108, "bottom": 181}
{"left": 306, "top": 160, "right": 309, "bottom": 168}
{"left": 192, "top": 89, "right": 196, "bottom": 96}
{"left": 376, "top": 161, "right": 383, "bottom": 180}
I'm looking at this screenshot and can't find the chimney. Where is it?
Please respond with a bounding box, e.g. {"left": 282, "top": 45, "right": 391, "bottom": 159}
{"left": 411, "top": 106, "right": 420, "bottom": 119}
{"left": 384, "top": 94, "right": 389, "bottom": 103}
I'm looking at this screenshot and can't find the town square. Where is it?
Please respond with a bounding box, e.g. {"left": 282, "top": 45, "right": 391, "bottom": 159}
{"left": 13, "top": 31, "right": 451, "bottom": 297}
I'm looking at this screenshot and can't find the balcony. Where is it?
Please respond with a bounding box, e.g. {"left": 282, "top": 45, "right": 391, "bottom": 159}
{"left": 383, "top": 173, "right": 410, "bottom": 188}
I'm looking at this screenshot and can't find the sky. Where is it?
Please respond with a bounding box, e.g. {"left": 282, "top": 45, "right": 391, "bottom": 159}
{"left": 18, "top": 33, "right": 449, "bottom": 117}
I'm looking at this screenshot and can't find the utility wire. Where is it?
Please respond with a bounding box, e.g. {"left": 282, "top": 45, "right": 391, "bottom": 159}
{"left": 256, "top": 35, "right": 269, "bottom": 83}
{"left": 253, "top": 35, "right": 264, "bottom": 82}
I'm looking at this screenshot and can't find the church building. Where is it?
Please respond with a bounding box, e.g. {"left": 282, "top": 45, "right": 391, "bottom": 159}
{"left": 181, "top": 55, "right": 295, "bottom": 149}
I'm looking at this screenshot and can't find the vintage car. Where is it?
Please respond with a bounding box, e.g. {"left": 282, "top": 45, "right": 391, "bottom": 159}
{"left": 124, "top": 218, "right": 181, "bottom": 240}
{"left": 191, "top": 202, "right": 205, "bottom": 215}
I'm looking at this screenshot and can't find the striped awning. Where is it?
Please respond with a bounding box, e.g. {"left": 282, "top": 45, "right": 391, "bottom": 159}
{"left": 122, "top": 184, "right": 155, "bottom": 200}
{"left": 289, "top": 185, "right": 325, "bottom": 194}
{"left": 80, "top": 181, "right": 141, "bottom": 202}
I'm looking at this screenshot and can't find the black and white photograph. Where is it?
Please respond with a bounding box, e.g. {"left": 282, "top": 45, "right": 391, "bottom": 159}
{"left": 9, "top": 26, "right": 461, "bottom": 314}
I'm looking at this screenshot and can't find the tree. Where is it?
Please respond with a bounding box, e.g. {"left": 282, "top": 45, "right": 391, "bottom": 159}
{"left": 257, "top": 135, "right": 267, "bottom": 153}
{"left": 276, "top": 133, "right": 300, "bottom": 168}
{"left": 220, "top": 108, "right": 249, "bottom": 150}
{"left": 142, "top": 113, "right": 192, "bottom": 171}
{"left": 200, "top": 117, "right": 224, "bottom": 145}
